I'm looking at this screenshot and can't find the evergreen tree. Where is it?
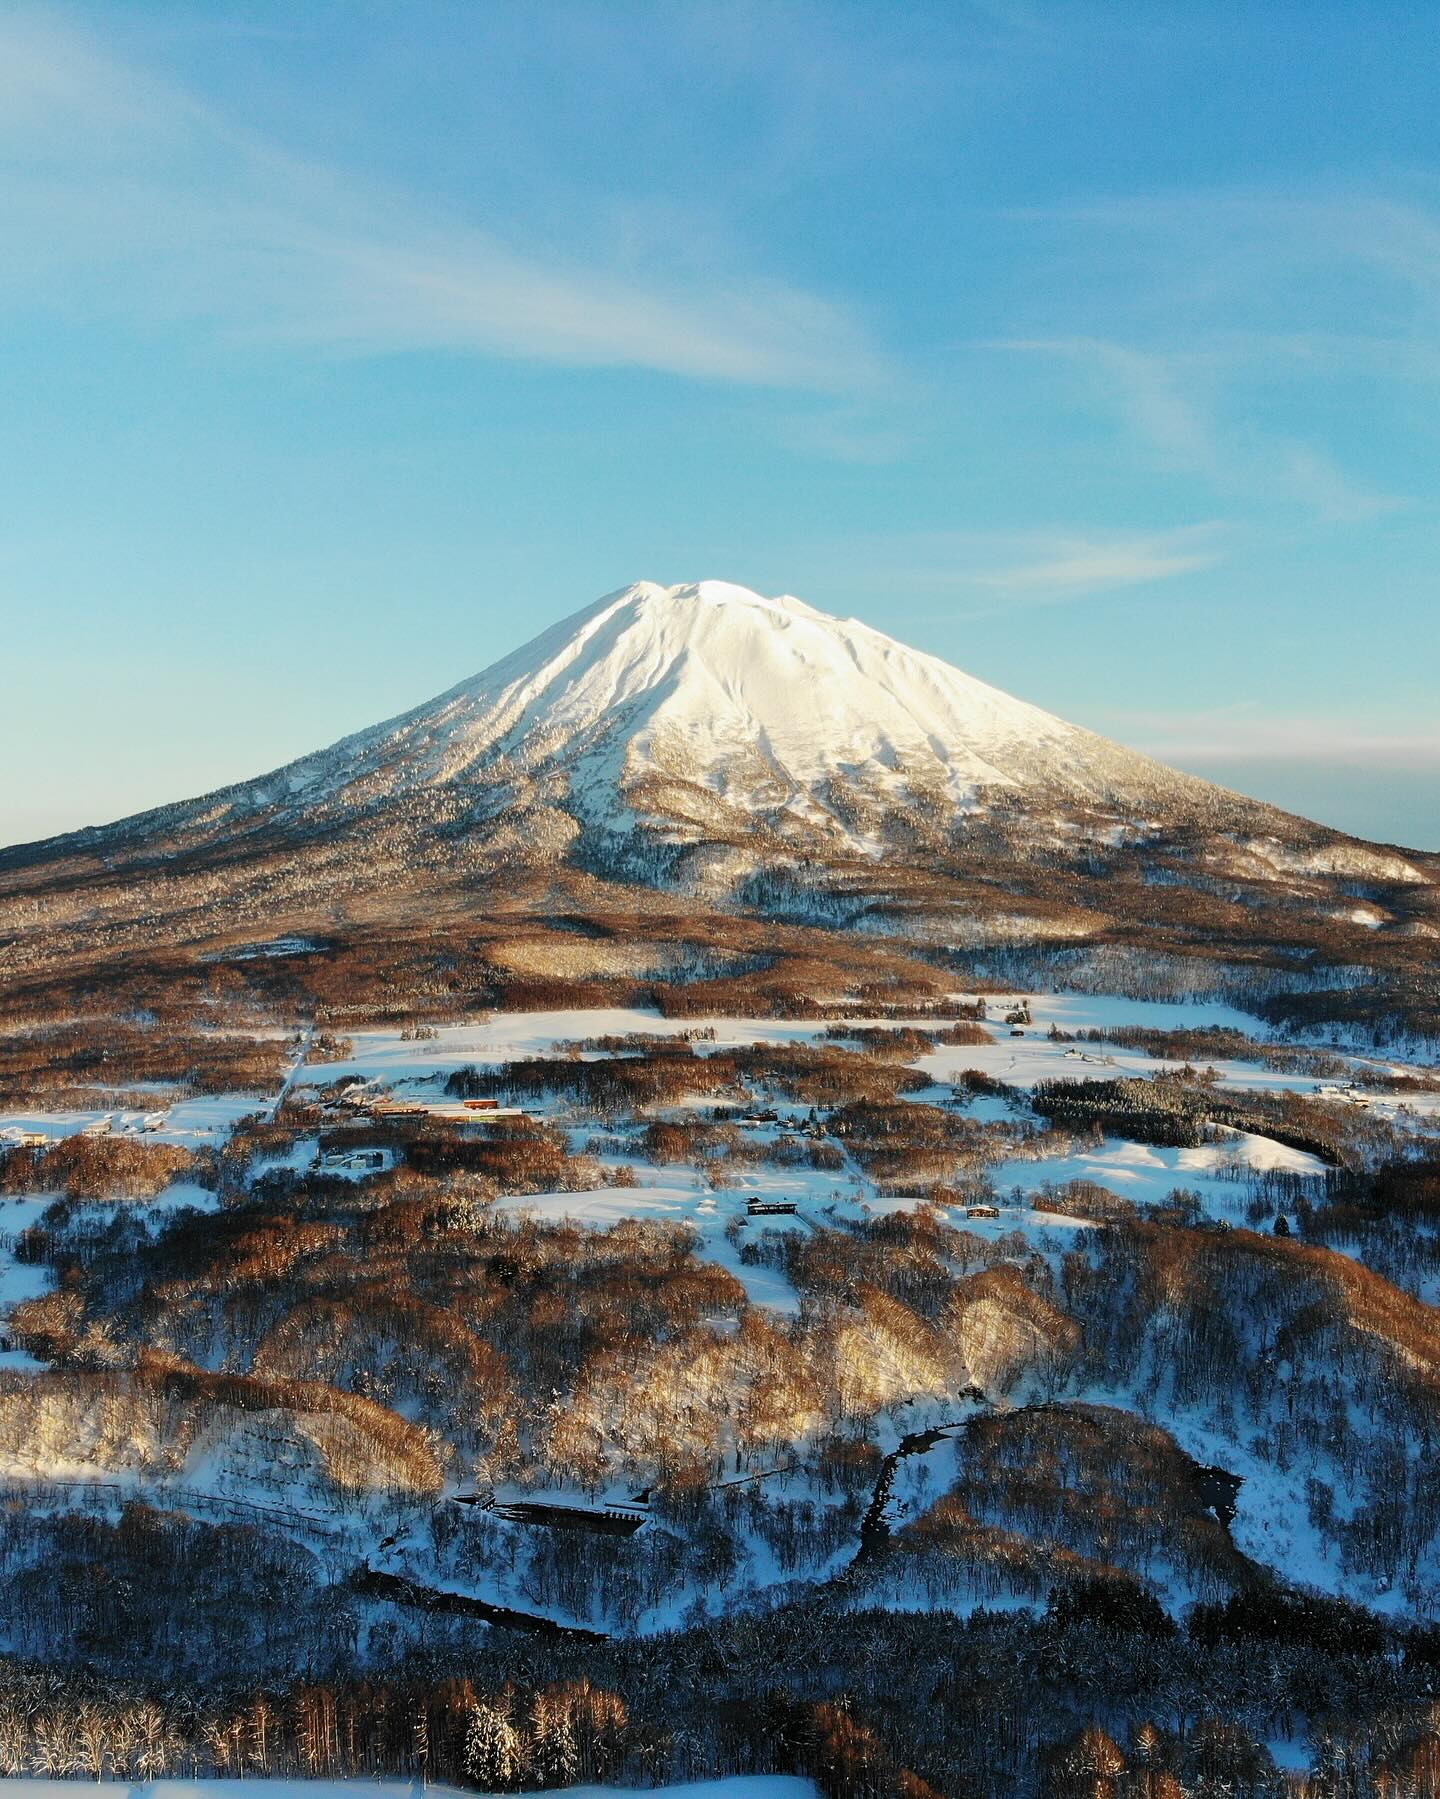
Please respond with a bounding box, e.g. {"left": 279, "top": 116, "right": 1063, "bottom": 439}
{"left": 464, "top": 1701, "right": 522, "bottom": 1791}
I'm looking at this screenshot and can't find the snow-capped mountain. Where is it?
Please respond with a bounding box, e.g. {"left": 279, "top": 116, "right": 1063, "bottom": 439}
{"left": 338, "top": 575, "right": 1170, "bottom": 819}
{"left": 4, "top": 579, "right": 1432, "bottom": 964}
{"left": 43, "top": 581, "right": 1212, "bottom": 858}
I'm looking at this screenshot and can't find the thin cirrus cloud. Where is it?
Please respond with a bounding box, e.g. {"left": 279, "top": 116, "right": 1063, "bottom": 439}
{"left": 978, "top": 183, "right": 1440, "bottom": 522}
{"left": 1036, "top": 188, "right": 1440, "bottom": 316}
{"left": 970, "top": 527, "right": 1222, "bottom": 600}
{"left": 0, "top": 12, "right": 886, "bottom": 392}
{"left": 839, "top": 525, "right": 1226, "bottom": 615}
{"left": 1005, "top": 185, "right": 1440, "bottom": 371}
{"left": 1097, "top": 703, "right": 1440, "bottom": 770}
{"left": 987, "top": 335, "right": 1405, "bottom": 524}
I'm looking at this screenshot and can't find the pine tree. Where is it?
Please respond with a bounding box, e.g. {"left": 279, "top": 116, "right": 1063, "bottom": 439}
{"left": 533, "top": 1709, "right": 579, "bottom": 1788}
{"left": 464, "top": 1701, "right": 522, "bottom": 1791}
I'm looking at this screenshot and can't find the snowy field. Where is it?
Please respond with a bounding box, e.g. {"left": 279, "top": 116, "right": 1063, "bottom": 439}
{"left": 0, "top": 1093, "right": 263, "bottom": 1147}
{"left": 296, "top": 993, "right": 1272, "bottom": 1089}
{"left": 3, "top": 992, "right": 1431, "bottom": 1152}
{"left": 290, "top": 992, "right": 1435, "bottom": 1115}
{"left": 990, "top": 1126, "right": 1328, "bottom": 1219}
{"left": 295, "top": 1008, "right": 833, "bottom": 1087}
{"left": 495, "top": 1176, "right": 814, "bottom": 1315}
{"left": 0, "top": 995, "right": 1387, "bottom": 1352}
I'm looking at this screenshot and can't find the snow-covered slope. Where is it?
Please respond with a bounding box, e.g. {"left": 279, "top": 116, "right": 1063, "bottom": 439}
{"left": 67, "top": 580, "right": 1212, "bottom": 864}
{"left": 422, "top": 577, "right": 1087, "bottom": 798}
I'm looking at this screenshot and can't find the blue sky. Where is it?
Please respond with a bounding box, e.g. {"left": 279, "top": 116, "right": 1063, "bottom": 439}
{"left": 2, "top": 1, "right": 1437, "bottom": 849}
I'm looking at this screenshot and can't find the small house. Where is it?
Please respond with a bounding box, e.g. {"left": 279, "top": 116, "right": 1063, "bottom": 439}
{"left": 319, "top": 1149, "right": 385, "bottom": 1174}
{"left": 0, "top": 1129, "right": 49, "bottom": 1149}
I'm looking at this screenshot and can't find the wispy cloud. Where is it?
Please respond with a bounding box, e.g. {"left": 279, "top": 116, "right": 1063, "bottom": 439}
{"left": 1270, "top": 442, "right": 1407, "bottom": 526}
{"left": 980, "top": 181, "right": 1440, "bottom": 523}
{"left": 806, "top": 523, "right": 1224, "bottom": 615}
{"left": 0, "top": 10, "right": 885, "bottom": 391}
{"left": 1096, "top": 702, "right": 1440, "bottom": 768}
{"left": 970, "top": 525, "right": 1221, "bottom": 601}
{"left": 988, "top": 334, "right": 1406, "bottom": 523}
{"left": 991, "top": 337, "right": 1217, "bottom": 466}
{"left": 1038, "top": 188, "right": 1440, "bottom": 315}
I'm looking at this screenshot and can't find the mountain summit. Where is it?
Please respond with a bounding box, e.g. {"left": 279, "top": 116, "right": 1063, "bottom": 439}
{"left": 3, "top": 579, "right": 1430, "bottom": 968}
{"left": 420, "top": 577, "right": 1186, "bottom": 834}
